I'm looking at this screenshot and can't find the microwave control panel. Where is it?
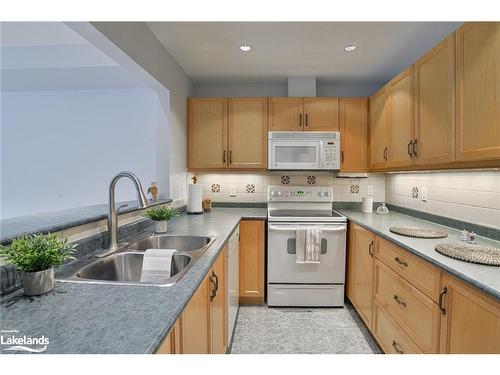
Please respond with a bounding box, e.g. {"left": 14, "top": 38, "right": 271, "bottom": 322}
{"left": 323, "top": 138, "right": 340, "bottom": 169}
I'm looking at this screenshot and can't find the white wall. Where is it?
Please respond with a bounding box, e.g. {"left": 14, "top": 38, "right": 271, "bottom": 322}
{"left": 91, "top": 22, "right": 194, "bottom": 206}
{"left": 386, "top": 171, "right": 500, "bottom": 229}
{"left": 1, "top": 89, "right": 158, "bottom": 219}
{"left": 193, "top": 81, "right": 383, "bottom": 97}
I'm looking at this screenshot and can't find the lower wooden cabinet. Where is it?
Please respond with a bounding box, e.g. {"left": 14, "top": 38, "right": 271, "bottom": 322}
{"left": 180, "top": 273, "right": 211, "bottom": 354}
{"left": 439, "top": 273, "right": 500, "bottom": 353}
{"left": 347, "top": 225, "right": 500, "bottom": 354}
{"left": 155, "top": 319, "right": 181, "bottom": 354}
{"left": 157, "top": 246, "right": 228, "bottom": 354}
{"left": 346, "top": 223, "right": 375, "bottom": 329}
{"left": 210, "top": 246, "right": 227, "bottom": 354}
{"left": 372, "top": 300, "right": 423, "bottom": 354}
{"left": 239, "top": 220, "right": 265, "bottom": 304}
{"left": 373, "top": 259, "right": 440, "bottom": 353}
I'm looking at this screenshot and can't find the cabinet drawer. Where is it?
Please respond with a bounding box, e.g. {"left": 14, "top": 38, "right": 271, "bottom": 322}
{"left": 375, "top": 237, "right": 441, "bottom": 302}
{"left": 374, "top": 260, "right": 440, "bottom": 353}
{"left": 372, "top": 300, "right": 423, "bottom": 354}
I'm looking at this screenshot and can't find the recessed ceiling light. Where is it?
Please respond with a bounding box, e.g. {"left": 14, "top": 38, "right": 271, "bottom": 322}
{"left": 239, "top": 45, "right": 252, "bottom": 52}
{"left": 344, "top": 44, "right": 358, "bottom": 52}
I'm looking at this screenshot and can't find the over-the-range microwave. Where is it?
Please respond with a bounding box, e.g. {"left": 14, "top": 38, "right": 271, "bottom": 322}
{"left": 268, "top": 131, "right": 340, "bottom": 171}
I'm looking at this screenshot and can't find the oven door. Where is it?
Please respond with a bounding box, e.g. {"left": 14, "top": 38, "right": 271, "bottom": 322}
{"left": 268, "top": 139, "right": 323, "bottom": 170}
{"left": 267, "top": 223, "right": 346, "bottom": 284}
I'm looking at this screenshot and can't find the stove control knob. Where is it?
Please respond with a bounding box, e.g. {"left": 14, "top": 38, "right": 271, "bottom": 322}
{"left": 277, "top": 191, "right": 283, "bottom": 197}
{"left": 317, "top": 191, "right": 324, "bottom": 197}
{"left": 324, "top": 191, "right": 331, "bottom": 197}
{"left": 270, "top": 190, "right": 277, "bottom": 197}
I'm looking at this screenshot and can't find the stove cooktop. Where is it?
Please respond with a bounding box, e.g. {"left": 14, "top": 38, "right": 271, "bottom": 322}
{"left": 268, "top": 209, "right": 346, "bottom": 222}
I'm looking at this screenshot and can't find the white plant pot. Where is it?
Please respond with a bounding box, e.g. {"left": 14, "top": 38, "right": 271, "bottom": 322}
{"left": 23, "top": 267, "right": 54, "bottom": 296}
{"left": 155, "top": 220, "right": 168, "bottom": 233}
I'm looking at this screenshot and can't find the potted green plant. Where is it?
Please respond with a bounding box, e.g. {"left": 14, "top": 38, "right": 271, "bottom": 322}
{"left": 0, "top": 233, "right": 77, "bottom": 296}
{"left": 143, "top": 206, "right": 179, "bottom": 233}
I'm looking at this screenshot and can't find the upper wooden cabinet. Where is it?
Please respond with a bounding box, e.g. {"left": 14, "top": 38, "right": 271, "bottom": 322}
{"left": 387, "top": 68, "right": 414, "bottom": 169}
{"left": 269, "top": 97, "right": 339, "bottom": 131}
{"left": 439, "top": 273, "right": 500, "bottom": 353}
{"left": 269, "top": 97, "right": 304, "bottom": 131}
{"left": 340, "top": 98, "right": 368, "bottom": 172}
{"left": 303, "top": 98, "right": 340, "bottom": 131}
{"left": 188, "top": 98, "right": 227, "bottom": 170}
{"left": 414, "top": 33, "right": 455, "bottom": 166}
{"left": 455, "top": 22, "right": 500, "bottom": 162}
{"left": 228, "top": 98, "right": 268, "bottom": 170}
{"left": 369, "top": 88, "right": 389, "bottom": 169}
{"left": 188, "top": 98, "right": 267, "bottom": 171}
{"left": 239, "top": 220, "right": 265, "bottom": 305}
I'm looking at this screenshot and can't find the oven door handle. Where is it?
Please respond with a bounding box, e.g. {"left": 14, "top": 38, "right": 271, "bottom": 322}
{"left": 268, "top": 225, "right": 346, "bottom": 232}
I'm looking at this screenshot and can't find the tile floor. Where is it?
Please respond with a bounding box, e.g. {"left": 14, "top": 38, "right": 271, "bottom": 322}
{"left": 230, "top": 303, "right": 381, "bottom": 354}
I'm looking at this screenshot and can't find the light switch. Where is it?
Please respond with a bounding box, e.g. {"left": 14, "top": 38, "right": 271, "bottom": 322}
{"left": 230, "top": 185, "right": 236, "bottom": 197}
{"left": 367, "top": 185, "right": 373, "bottom": 195}
{"left": 421, "top": 187, "right": 428, "bottom": 202}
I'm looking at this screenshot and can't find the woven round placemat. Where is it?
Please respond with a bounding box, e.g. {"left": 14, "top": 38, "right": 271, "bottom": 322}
{"left": 435, "top": 243, "right": 500, "bottom": 266}
{"left": 389, "top": 226, "right": 448, "bottom": 239}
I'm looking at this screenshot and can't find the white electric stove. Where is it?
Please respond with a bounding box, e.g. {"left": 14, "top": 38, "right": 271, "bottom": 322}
{"left": 267, "top": 185, "right": 347, "bottom": 307}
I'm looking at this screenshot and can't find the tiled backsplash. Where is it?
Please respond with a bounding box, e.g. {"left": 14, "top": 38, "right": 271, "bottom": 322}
{"left": 189, "top": 173, "right": 386, "bottom": 203}
{"left": 386, "top": 171, "right": 500, "bottom": 229}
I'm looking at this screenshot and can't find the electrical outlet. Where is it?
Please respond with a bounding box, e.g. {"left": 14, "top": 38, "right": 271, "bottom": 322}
{"left": 421, "top": 187, "right": 428, "bottom": 202}
{"left": 367, "top": 185, "right": 373, "bottom": 195}
{"left": 230, "top": 185, "right": 236, "bottom": 197}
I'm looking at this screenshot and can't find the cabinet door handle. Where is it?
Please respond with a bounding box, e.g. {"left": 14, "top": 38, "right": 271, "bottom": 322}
{"left": 408, "top": 141, "right": 413, "bottom": 157}
{"left": 299, "top": 113, "right": 303, "bottom": 128}
{"left": 305, "top": 113, "right": 308, "bottom": 127}
{"left": 439, "top": 287, "right": 447, "bottom": 315}
{"left": 383, "top": 147, "right": 388, "bottom": 161}
{"left": 229, "top": 150, "right": 232, "bottom": 164}
{"left": 209, "top": 274, "right": 217, "bottom": 301}
{"left": 368, "top": 240, "right": 374, "bottom": 257}
{"left": 393, "top": 294, "right": 407, "bottom": 308}
{"left": 223, "top": 150, "right": 226, "bottom": 164}
{"left": 341, "top": 150, "right": 344, "bottom": 163}
{"left": 392, "top": 340, "right": 404, "bottom": 354}
{"left": 413, "top": 138, "right": 418, "bottom": 157}
{"left": 213, "top": 272, "right": 219, "bottom": 292}
{"left": 394, "top": 257, "right": 408, "bottom": 267}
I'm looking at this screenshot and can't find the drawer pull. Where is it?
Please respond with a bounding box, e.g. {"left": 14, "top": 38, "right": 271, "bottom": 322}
{"left": 394, "top": 257, "right": 408, "bottom": 267}
{"left": 439, "top": 287, "right": 447, "bottom": 315}
{"left": 393, "top": 294, "right": 407, "bottom": 308}
{"left": 392, "top": 340, "right": 404, "bottom": 354}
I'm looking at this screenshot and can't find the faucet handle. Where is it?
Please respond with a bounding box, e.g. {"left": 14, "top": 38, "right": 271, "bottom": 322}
{"left": 116, "top": 203, "right": 129, "bottom": 213}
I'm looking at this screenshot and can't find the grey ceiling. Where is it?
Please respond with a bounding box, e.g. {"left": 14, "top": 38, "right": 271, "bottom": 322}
{"left": 147, "top": 22, "right": 463, "bottom": 84}
{"left": 1, "top": 22, "right": 148, "bottom": 91}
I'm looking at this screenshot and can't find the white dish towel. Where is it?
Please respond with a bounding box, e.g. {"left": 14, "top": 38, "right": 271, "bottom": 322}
{"left": 140, "top": 248, "right": 176, "bottom": 283}
{"left": 295, "top": 228, "right": 322, "bottom": 264}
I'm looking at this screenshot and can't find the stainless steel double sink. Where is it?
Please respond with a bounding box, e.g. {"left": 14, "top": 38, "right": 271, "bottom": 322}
{"left": 56, "top": 234, "right": 215, "bottom": 287}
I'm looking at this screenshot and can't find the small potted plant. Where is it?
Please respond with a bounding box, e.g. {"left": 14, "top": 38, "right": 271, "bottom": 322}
{"left": 0, "top": 233, "right": 77, "bottom": 296}
{"left": 143, "top": 206, "right": 179, "bottom": 233}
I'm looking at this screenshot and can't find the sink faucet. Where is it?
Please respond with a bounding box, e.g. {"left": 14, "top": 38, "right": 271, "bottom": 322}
{"left": 97, "top": 171, "right": 149, "bottom": 257}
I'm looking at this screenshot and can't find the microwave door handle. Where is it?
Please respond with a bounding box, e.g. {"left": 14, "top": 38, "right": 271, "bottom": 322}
{"left": 269, "top": 226, "right": 346, "bottom": 232}
{"left": 319, "top": 140, "right": 324, "bottom": 168}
